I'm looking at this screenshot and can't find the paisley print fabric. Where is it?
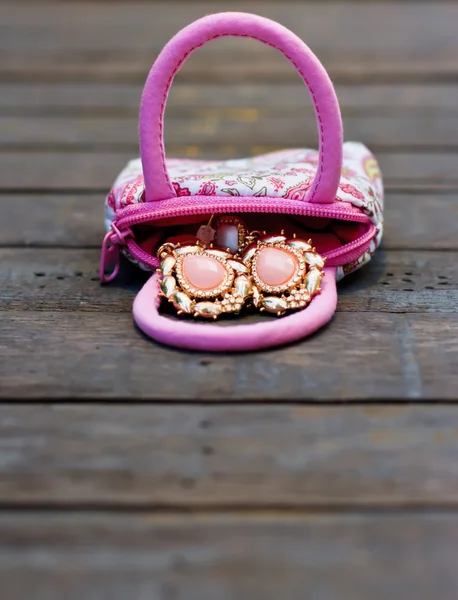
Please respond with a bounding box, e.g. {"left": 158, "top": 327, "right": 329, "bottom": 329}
{"left": 105, "top": 142, "right": 383, "bottom": 280}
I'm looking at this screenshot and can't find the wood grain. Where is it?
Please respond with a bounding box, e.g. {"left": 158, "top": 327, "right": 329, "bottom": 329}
{"left": 2, "top": 404, "right": 458, "bottom": 506}
{"left": 1, "top": 193, "right": 457, "bottom": 250}
{"left": 1, "top": 311, "right": 457, "bottom": 400}
{"left": 2, "top": 152, "right": 458, "bottom": 190}
{"left": 4, "top": 112, "right": 458, "bottom": 150}
{"left": 3, "top": 83, "right": 458, "bottom": 114}
{"left": 0, "top": 195, "right": 103, "bottom": 247}
{"left": 2, "top": 1, "right": 458, "bottom": 83}
{"left": 2, "top": 0, "right": 458, "bottom": 593}
{"left": 0, "top": 512, "right": 457, "bottom": 600}
{"left": 0, "top": 248, "right": 456, "bottom": 314}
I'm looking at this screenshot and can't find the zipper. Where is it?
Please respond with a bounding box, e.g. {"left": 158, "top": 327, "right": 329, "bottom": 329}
{"left": 100, "top": 197, "right": 374, "bottom": 282}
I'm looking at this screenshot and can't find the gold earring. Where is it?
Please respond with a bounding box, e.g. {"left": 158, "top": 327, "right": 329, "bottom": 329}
{"left": 239, "top": 231, "right": 325, "bottom": 316}
{"left": 156, "top": 238, "right": 253, "bottom": 320}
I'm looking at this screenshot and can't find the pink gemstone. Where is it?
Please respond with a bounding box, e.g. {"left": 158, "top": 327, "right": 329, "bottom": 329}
{"left": 256, "top": 247, "right": 297, "bottom": 286}
{"left": 182, "top": 255, "right": 226, "bottom": 291}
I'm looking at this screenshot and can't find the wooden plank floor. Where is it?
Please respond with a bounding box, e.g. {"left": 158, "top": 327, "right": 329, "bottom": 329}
{"left": 1, "top": 1, "right": 458, "bottom": 598}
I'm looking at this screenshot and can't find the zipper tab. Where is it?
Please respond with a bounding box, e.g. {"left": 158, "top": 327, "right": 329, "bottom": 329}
{"left": 100, "top": 231, "right": 120, "bottom": 283}
{"left": 99, "top": 223, "right": 134, "bottom": 283}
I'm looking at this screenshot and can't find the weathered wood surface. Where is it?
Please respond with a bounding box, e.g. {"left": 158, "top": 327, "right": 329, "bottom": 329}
{"left": 3, "top": 1, "right": 458, "bottom": 82}
{"left": 1, "top": 248, "right": 457, "bottom": 314}
{"left": 1, "top": 513, "right": 458, "bottom": 600}
{"left": 5, "top": 113, "right": 458, "bottom": 150}
{"left": 1, "top": 312, "right": 457, "bottom": 400}
{"left": 2, "top": 193, "right": 457, "bottom": 249}
{"left": 1, "top": 405, "right": 458, "bottom": 506}
{"left": 3, "top": 83, "right": 458, "bottom": 113}
{"left": 2, "top": 1, "right": 458, "bottom": 597}
{"left": 3, "top": 151, "right": 458, "bottom": 190}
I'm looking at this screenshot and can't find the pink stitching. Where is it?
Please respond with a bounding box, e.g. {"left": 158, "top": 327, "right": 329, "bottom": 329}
{"left": 156, "top": 31, "right": 326, "bottom": 202}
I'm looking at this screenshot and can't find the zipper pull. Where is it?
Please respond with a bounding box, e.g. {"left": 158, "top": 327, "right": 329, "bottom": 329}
{"left": 196, "top": 213, "right": 216, "bottom": 245}
{"left": 99, "top": 223, "right": 133, "bottom": 283}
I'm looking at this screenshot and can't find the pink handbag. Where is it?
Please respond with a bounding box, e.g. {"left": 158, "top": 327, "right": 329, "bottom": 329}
{"left": 100, "top": 12, "right": 383, "bottom": 352}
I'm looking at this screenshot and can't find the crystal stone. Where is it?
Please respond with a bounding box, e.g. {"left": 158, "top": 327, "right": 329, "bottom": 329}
{"left": 160, "top": 255, "right": 176, "bottom": 276}
{"left": 160, "top": 275, "right": 176, "bottom": 297}
{"left": 255, "top": 247, "right": 297, "bottom": 287}
{"left": 262, "top": 296, "right": 288, "bottom": 314}
{"left": 304, "top": 252, "right": 325, "bottom": 268}
{"left": 182, "top": 254, "right": 226, "bottom": 291}
{"left": 305, "top": 268, "right": 323, "bottom": 295}
{"left": 194, "top": 302, "right": 222, "bottom": 318}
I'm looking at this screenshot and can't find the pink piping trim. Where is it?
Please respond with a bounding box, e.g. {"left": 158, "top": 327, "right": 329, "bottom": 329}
{"left": 133, "top": 268, "right": 338, "bottom": 352}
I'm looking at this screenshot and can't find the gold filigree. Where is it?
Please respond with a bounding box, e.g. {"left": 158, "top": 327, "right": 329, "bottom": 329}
{"left": 156, "top": 220, "right": 325, "bottom": 319}
{"left": 156, "top": 241, "right": 252, "bottom": 319}
{"left": 241, "top": 232, "right": 325, "bottom": 316}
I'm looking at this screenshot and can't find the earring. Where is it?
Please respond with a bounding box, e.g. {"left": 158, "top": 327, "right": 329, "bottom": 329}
{"left": 156, "top": 217, "right": 253, "bottom": 319}
{"left": 240, "top": 231, "right": 325, "bottom": 316}
{"left": 156, "top": 216, "right": 325, "bottom": 319}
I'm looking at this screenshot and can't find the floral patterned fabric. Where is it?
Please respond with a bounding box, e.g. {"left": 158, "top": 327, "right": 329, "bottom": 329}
{"left": 106, "top": 142, "right": 383, "bottom": 280}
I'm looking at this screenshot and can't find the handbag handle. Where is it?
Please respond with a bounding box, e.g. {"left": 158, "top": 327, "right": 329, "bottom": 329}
{"left": 139, "top": 12, "right": 343, "bottom": 204}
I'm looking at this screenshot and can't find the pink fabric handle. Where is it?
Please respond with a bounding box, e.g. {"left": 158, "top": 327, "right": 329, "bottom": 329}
{"left": 133, "top": 268, "right": 338, "bottom": 352}
{"left": 140, "top": 12, "right": 343, "bottom": 204}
